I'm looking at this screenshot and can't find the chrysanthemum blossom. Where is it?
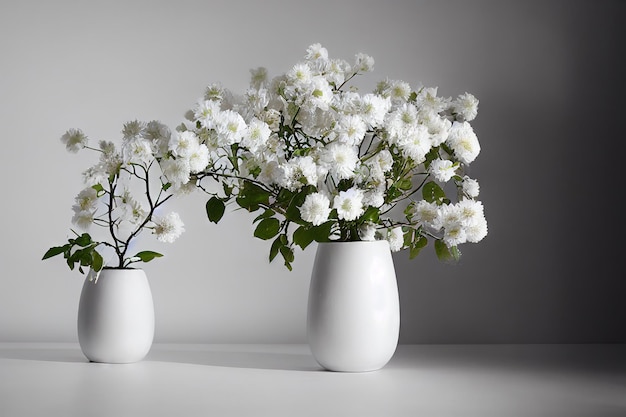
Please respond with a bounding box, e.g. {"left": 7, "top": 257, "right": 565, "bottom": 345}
{"left": 399, "top": 125, "right": 432, "bottom": 163}
{"left": 446, "top": 122, "right": 481, "bottom": 164}
{"left": 169, "top": 130, "right": 199, "bottom": 158}
{"left": 300, "top": 192, "right": 331, "bottom": 226}
{"left": 153, "top": 212, "right": 185, "bottom": 243}
{"left": 74, "top": 187, "right": 98, "bottom": 211}
{"left": 333, "top": 188, "right": 365, "bottom": 221}
{"left": 354, "top": 53, "right": 375, "bottom": 73}
{"left": 194, "top": 99, "right": 221, "bottom": 129}
{"left": 307, "top": 76, "right": 333, "bottom": 111}
{"left": 414, "top": 200, "right": 442, "bottom": 230}
{"left": 465, "top": 216, "right": 488, "bottom": 243}
{"left": 160, "top": 157, "right": 191, "bottom": 188}
{"left": 122, "top": 137, "right": 153, "bottom": 165}
{"left": 60, "top": 128, "right": 88, "bottom": 153}
{"left": 361, "top": 94, "right": 391, "bottom": 128}
{"left": 387, "top": 227, "right": 404, "bottom": 252}
{"left": 323, "top": 143, "right": 360, "bottom": 180}
{"left": 443, "top": 220, "right": 467, "bottom": 248}
{"left": 462, "top": 176, "right": 480, "bottom": 198}
{"left": 429, "top": 158, "right": 457, "bottom": 183}
{"left": 336, "top": 114, "right": 366, "bottom": 146}
{"left": 242, "top": 118, "right": 271, "bottom": 152}
{"left": 188, "top": 144, "right": 210, "bottom": 173}
{"left": 215, "top": 110, "right": 247, "bottom": 146}
{"left": 305, "top": 43, "right": 329, "bottom": 62}
{"left": 71, "top": 209, "right": 94, "bottom": 230}
{"left": 453, "top": 92, "right": 479, "bottom": 122}
{"left": 287, "top": 63, "right": 313, "bottom": 87}
{"left": 121, "top": 120, "right": 145, "bottom": 140}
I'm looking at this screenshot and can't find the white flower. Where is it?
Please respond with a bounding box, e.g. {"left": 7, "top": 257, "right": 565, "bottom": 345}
{"left": 462, "top": 176, "right": 480, "bottom": 198}
{"left": 429, "top": 158, "right": 457, "bottom": 183}
{"left": 82, "top": 165, "right": 109, "bottom": 187}
{"left": 74, "top": 187, "right": 98, "bottom": 211}
{"left": 361, "top": 94, "right": 391, "bottom": 128}
{"left": 307, "top": 76, "right": 333, "bottom": 111}
{"left": 363, "top": 187, "right": 385, "bottom": 208}
{"left": 389, "top": 80, "right": 412, "bottom": 103}
{"left": 354, "top": 53, "right": 375, "bottom": 73}
{"left": 242, "top": 118, "right": 272, "bottom": 152}
{"left": 387, "top": 227, "right": 404, "bottom": 252}
{"left": 153, "top": 212, "right": 185, "bottom": 243}
{"left": 446, "top": 121, "right": 480, "bottom": 164}
{"left": 287, "top": 62, "right": 313, "bottom": 87}
{"left": 300, "top": 192, "right": 331, "bottom": 226}
{"left": 169, "top": 130, "right": 199, "bottom": 158}
{"left": 305, "top": 43, "right": 329, "bottom": 62}
{"left": 71, "top": 209, "right": 94, "bottom": 230}
{"left": 453, "top": 92, "right": 479, "bottom": 122}
{"left": 121, "top": 120, "right": 145, "bottom": 140}
{"left": 413, "top": 200, "right": 442, "bottom": 230}
{"left": 160, "top": 157, "right": 191, "bottom": 187}
{"left": 465, "top": 215, "right": 488, "bottom": 243}
{"left": 122, "top": 137, "right": 153, "bottom": 165}
{"left": 443, "top": 221, "right": 466, "bottom": 248}
{"left": 333, "top": 188, "right": 365, "bottom": 221}
{"left": 335, "top": 114, "right": 366, "bottom": 146}
{"left": 322, "top": 143, "right": 359, "bottom": 180}
{"left": 60, "top": 128, "right": 88, "bottom": 153}
{"left": 188, "top": 144, "right": 210, "bottom": 173}
{"left": 194, "top": 99, "right": 221, "bottom": 129}
{"left": 215, "top": 110, "right": 247, "bottom": 146}
{"left": 118, "top": 190, "right": 146, "bottom": 225}
{"left": 250, "top": 67, "right": 268, "bottom": 89}
{"left": 457, "top": 199, "right": 485, "bottom": 227}
{"left": 290, "top": 156, "right": 318, "bottom": 188}
{"left": 399, "top": 125, "right": 432, "bottom": 163}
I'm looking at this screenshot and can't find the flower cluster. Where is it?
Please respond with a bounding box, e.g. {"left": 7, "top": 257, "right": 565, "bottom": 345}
{"left": 43, "top": 120, "right": 186, "bottom": 274}
{"left": 178, "top": 44, "right": 487, "bottom": 269}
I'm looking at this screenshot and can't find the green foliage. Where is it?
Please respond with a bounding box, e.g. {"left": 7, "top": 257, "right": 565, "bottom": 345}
{"left": 254, "top": 217, "right": 281, "bottom": 240}
{"left": 236, "top": 181, "right": 270, "bottom": 212}
{"left": 206, "top": 197, "right": 226, "bottom": 223}
{"left": 42, "top": 233, "right": 104, "bottom": 275}
{"left": 133, "top": 251, "right": 164, "bottom": 263}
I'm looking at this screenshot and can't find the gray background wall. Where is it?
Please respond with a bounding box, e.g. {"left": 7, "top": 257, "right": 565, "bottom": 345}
{"left": 1, "top": 0, "right": 623, "bottom": 344}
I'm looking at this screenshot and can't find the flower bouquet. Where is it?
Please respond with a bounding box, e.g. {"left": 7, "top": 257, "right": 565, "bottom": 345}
{"left": 42, "top": 119, "right": 186, "bottom": 275}
{"left": 180, "top": 43, "right": 487, "bottom": 270}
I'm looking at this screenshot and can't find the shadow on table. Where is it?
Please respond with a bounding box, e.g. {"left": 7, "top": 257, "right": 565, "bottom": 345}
{"left": 0, "top": 345, "right": 86, "bottom": 363}
{"left": 146, "top": 346, "right": 324, "bottom": 372}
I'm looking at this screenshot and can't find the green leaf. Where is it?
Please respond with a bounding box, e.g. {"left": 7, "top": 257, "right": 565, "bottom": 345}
{"left": 409, "top": 236, "right": 428, "bottom": 259}
{"left": 42, "top": 246, "right": 66, "bottom": 260}
{"left": 254, "top": 218, "right": 281, "bottom": 240}
{"left": 397, "top": 178, "right": 412, "bottom": 190}
{"left": 162, "top": 182, "right": 172, "bottom": 192}
{"left": 133, "top": 251, "right": 164, "bottom": 263}
{"left": 312, "top": 221, "right": 334, "bottom": 242}
{"left": 74, "top": 233, "right": 92, "bottom": 247}
{"left": 91, "top": 250, "right": 104, "bottom": 272}
{"left": 254, "top": 209, "right": 276, "bottom": 223}
{"left": 206, "top": 197, "right": 226, "bottom": 223}
{"left": 293, "top": 226, "right": 315, "bottom": 250}
{"left": 280, "top": 245, "right": 294, "bottom": 264}
{"left": 269, "top": 235, "right": 283, "bottom": 262}
{"left": 360, "top": 206, "right": 380, "bottom": 223}
{"left": 434, "top": 239, "right": 458, "bottom": 262}
{"left": 422, "top": 181, "right": 446, "bottom": 204}
{"left": 286, "top": 185, "right": 315, "bottom": 224}
{"left": 236, "top": 181, "right": 271, "bottom": 212}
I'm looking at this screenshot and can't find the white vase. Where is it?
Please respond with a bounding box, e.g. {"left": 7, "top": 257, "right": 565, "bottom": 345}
{"left": 307, "top": 240, "right": 400, "bottom": 372}
{"left": 77, "top": 268, "right": 154, "bottom": 363}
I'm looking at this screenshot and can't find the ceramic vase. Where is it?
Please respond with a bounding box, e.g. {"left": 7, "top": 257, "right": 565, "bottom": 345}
{"left": 307, "top": 240, "right": 400, "bottom": 372}
{"left": 77, "top": 268, "right": 154, "bottom": 363}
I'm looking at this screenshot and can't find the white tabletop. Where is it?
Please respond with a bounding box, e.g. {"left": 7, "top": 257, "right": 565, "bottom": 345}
{"left": 1, "top": 343, "right": 624, "bottom": 416}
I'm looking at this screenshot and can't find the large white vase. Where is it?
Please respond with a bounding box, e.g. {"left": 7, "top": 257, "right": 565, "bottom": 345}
{"left": 77, "top": 268, "right": 154, "bottom": 363}
{"left": 307, "top": 240, "right": 400, "bottom": 372}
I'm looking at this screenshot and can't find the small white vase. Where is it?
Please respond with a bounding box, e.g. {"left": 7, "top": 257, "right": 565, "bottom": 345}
{"left": 77, "top": 268, "right": 154, "bottom": 363}
{"left": 307, "top": 240, "right": 400, "bottom": 372}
